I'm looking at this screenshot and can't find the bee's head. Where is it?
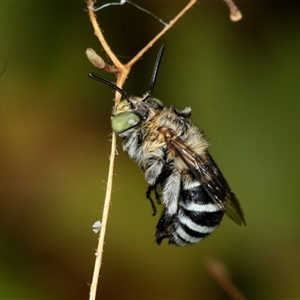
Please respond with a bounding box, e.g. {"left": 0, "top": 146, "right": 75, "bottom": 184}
{"left": 88, "top": 46, "right": 165, "bottom": 135}
{"left": 111, "top": 96, "right": 164, "bottom": 135}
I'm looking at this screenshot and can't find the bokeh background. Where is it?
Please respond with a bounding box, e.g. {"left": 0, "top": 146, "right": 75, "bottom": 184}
{"left": 1, "top": 1, "right": 300, "bottom": 299}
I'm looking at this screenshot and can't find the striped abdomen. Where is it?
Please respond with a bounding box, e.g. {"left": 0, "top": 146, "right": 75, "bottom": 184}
{"left": 169, "top": 183, "right": 224, "bottom": 246}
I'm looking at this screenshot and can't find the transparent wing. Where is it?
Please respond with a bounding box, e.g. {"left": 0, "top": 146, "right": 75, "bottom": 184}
{"left": 169, "top": 137, "right": 246, "bottom": 226}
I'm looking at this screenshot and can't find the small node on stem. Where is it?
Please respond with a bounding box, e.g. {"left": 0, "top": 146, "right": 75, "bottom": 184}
{"left": 223, "top": 0, "right": 242, "bottom": 22}
{"left": 86, "top": 48, "right": 118, "bottom": 73}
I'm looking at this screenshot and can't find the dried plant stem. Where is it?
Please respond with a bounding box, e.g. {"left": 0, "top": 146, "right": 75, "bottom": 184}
{"left": 204, "top": 257, "right": 246, "bottom": 300}
{"left": 87, "top": 0, "right": 124, "bottom": 71}
{"left": 86, "top": 1, "right": 197, "bottom": 299}
{"left": 126, "top": 0, "right": 197, "bottom": 68}
{"left": 88, "top": 132, "right": 117, "bottom": 300}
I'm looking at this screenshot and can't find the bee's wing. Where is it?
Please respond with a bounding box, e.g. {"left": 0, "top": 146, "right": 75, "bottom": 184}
{"left": 169, "top": 137, "right": 246, "bottom": 226}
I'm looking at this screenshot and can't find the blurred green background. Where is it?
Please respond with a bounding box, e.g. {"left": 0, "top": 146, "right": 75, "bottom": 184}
{"left": 1, "top": 1, "right": 300, "bottom": 299}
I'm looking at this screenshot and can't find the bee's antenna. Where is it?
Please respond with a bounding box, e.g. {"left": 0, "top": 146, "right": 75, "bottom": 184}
{"left": 145, "top": 45, "right": 165, "bottom": 99}
{"left": 88, "top": 73, "right": 130, "bottom": 101}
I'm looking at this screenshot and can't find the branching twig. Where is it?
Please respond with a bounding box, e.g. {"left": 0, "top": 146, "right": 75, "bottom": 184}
{"left": 86, "top": 1, "right": 197, "bottom": 299}
{"left": 126, "top": 0, "right": 197, "bottom": 69}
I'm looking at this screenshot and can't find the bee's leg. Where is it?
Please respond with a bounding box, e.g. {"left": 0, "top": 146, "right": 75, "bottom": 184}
{"left": 146, "top": 185, "right": 160, "bottom": 216}
{"left": 143, "top": 148, "right": 164, "bottom": 214}
{"left": 162, "top": 169, "right": 181, "bottom": 216}
{"left": 154, "top": 188, "right": 161, "bottom": 205}
{"left": 156, "top": 232, "right": 170, "bottom": 245}
{"left": 155, "top": 169, "right": 181, "bottom": 244}
{"left": 144, "top": 156, "right": 164, "bottom": 186}
{"left": 122, "top": 133, "right": 140, "bottom": 160}
{"left": 155, "top": 207, "right": 172, "bottom": 244}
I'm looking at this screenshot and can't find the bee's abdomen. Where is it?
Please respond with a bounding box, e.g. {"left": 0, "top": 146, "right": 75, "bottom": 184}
{"left": 169, "top": 183, "right": 224, "bottom": 246}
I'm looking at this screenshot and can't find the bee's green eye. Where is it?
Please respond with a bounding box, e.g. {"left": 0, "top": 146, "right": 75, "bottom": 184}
{"left": 111, "top": 112, "right": 140, "bottom": 133}
{"left": 151, "top": 98, "right": 164, "bottom": 107}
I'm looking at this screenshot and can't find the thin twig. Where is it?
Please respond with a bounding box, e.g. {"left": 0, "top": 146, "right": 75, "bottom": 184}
{"left": 87, "top": 0, "right": 127, "bottom": 74}
{"left": 86, "top": 1, "right": 197, "bottom": 299}
{"left": 126, "top": 0, "right": 197, "bottom": 69}
{"left": 204, "top": 257, "right": 246, "bottom": 300}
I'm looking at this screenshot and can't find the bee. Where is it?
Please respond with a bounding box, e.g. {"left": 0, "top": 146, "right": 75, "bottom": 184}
{"left": 89, "top": 46, "right": 246, "bottom": 246}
